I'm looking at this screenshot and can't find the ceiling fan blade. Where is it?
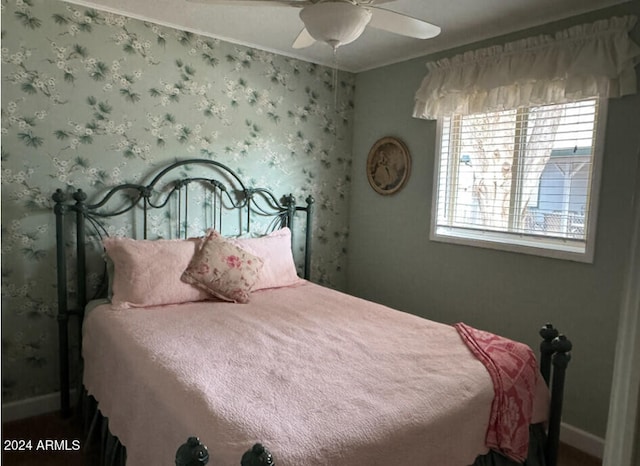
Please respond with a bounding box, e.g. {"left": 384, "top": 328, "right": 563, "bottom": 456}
{"left": 292, "top": 27, "right": 316, "bottom": 49}
{"left": 357, "top": 0, "right": 396, "bottom": 5}
{"left": 186, "top": 0, "right": 309, "bottom": 7}
{"left": 369, "top": 7, "right": 441, "bottom": 39}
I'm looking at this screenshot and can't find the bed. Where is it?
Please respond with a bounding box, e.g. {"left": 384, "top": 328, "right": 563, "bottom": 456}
{"left": 52, "top": 158, "right": 572, "bottom": 466}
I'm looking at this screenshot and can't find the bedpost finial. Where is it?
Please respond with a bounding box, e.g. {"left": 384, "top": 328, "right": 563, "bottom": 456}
{"left": 52, "top": 188, "right": 67, "bottom": 203}
{"left": 175, "top": 437, "right": 209, "bottom": 466}
{"left": 539, "top": 323, "right": 558, "bottom": 342}
{"left": 552, "top": 334, "right": 572, "bottom": 354}
{"left": 305, "top": 195, "right": 315, "bottom": 206}
{"left": 551, "top": 334, "right": 572, "bottom": 368}
{"left": 73, "top": 189, "right": 87, "bottom": 202}
{"left": 282, "top": 193, "right": 295, "bottom": 206}
{"left": 241, "top": 443, "right": 275, "bottom": 466}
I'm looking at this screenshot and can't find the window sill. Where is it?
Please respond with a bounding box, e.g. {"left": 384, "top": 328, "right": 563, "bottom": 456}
{"left": 431, "top": 225, "right": 594, "bottom": 263}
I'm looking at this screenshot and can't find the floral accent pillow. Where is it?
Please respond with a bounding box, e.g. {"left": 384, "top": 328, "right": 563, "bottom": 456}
{"left": 181, "top": 230, "right": 264, "bottom": 303}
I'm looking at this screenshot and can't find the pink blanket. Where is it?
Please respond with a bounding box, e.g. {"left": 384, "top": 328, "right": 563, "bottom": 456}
{"left": 454, "top": 322, "right": 541, "bottom": 462}
{"left": 83, "top": 282, "right": 546, "bottom": 466}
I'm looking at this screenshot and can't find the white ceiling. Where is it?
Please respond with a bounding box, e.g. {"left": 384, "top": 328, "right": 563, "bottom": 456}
{"left": 64, "top": 0, "right": 629, "bottom": 73}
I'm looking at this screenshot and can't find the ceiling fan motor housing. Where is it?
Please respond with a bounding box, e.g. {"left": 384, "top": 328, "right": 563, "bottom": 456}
{"left": 300, "top": 2, "right": 373, "bottom": 49}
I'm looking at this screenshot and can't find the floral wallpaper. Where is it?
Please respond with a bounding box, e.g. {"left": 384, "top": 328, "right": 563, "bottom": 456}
{"left": 1, "top": 0, "right": 354, "bottom": 403}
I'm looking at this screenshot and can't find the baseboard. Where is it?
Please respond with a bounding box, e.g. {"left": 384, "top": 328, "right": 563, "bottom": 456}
{"left": 561, "top": 422, "right": 605, "bottom": 459}
{"left": 1, "top": 390, "right": 77, "bottom": 423}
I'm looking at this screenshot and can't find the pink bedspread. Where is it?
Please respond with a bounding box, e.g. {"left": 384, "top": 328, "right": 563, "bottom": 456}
{"left": 454, "top": 323, "right": 541, "bottom": 462}
{"left": 83, "top": 282, "right": 546, "bottom": 466}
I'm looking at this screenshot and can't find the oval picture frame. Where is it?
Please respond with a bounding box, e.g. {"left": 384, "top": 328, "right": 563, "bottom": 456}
{"left": 366, "top": 136, "right": 411, "bottom": 195}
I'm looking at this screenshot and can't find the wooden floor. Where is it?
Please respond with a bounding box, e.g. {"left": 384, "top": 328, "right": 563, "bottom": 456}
{"left": 1, "top": 411, "right": 601, "bottom": 466}
{"left": 2, "top": 412, "right": 86, "bottom": 466}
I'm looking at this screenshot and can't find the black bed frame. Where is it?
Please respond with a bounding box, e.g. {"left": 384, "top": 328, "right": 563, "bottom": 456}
{"left": 52, "top": 159, "right": 572, "bottom": 466}
{"left": 53, "top": 158, "right": 314, "bottom": 414}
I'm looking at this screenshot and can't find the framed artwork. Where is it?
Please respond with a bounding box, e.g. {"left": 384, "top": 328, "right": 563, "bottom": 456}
{"left": 366, "top": 136, "right": 411, "bottom": 195}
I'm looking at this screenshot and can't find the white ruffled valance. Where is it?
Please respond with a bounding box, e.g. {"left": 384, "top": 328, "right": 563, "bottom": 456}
{"left": 413, "top": 16, "right": 640, "bottom": 119}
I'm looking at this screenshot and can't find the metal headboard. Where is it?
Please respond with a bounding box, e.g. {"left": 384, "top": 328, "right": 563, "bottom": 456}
{"left": 52, "top": 158, "right": 315, "bottom": 417}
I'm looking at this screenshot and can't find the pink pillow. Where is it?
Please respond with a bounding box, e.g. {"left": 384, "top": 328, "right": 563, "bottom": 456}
{"left": 181, "top": 230, "right": 264, "bottom": 303}
{"left": 103, "top": 237, "right": 211, "bottom": 309}
{"left": 232, "top": 227, "right": 304, "bottom": 290}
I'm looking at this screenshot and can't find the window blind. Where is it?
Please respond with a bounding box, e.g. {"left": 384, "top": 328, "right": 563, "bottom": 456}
{"left": 433, "top": 99, "right": 599, "bottom": 258}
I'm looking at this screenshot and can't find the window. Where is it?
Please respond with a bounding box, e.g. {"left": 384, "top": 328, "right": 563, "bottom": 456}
{"left": 432, "top": 98, "right": 604, "bottom": 262}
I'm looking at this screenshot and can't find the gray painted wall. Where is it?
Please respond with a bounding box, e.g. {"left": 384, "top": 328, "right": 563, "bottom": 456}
{"left": 347, "top": 3, "right": 640, "bottom": 439}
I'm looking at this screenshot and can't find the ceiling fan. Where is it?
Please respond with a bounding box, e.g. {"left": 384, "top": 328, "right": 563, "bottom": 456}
{"left": 187, "top": 0, "right": 441, "bottom": 50}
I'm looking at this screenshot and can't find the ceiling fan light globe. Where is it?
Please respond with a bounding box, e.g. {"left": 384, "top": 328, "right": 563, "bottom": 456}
{"left": 299, "top": 2, "right": 372, "bottom": 48}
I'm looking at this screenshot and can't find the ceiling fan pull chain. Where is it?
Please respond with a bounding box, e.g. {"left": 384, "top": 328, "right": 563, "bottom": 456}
{"left": 332, "top": 46, "right": 338, "bottom": 109}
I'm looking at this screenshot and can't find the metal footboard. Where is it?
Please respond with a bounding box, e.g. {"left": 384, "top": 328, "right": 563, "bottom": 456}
{"left": 539, "top": 323, "right": 573, "bottom": 466}
{"left": 176, "top": 438, "right": 274, "bottom": 466}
